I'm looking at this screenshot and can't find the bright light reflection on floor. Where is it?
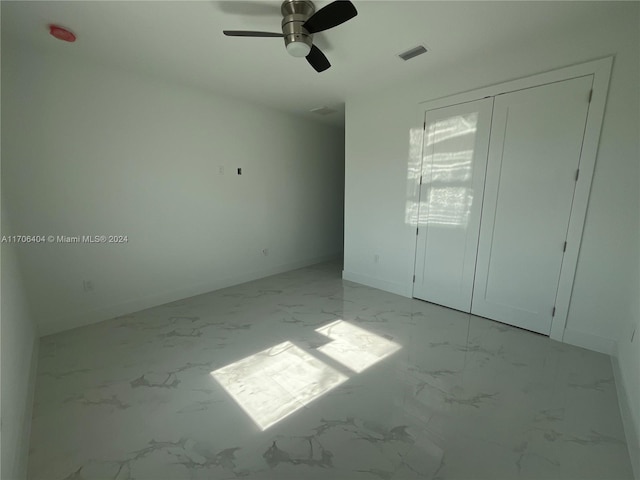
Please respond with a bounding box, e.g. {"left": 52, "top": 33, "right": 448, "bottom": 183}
{"left": 211, "top": 341, "right": 347, "bottom": 430}
{"left": 316, "top": 320, "right": 402, "bottom": 373}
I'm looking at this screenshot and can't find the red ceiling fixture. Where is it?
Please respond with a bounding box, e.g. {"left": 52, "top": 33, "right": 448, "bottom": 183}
{"left": 49, "top": 25, "right": 76, "bottom": 42}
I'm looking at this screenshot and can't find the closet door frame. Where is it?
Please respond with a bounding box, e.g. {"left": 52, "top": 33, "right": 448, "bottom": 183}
{"left": 411, "top": 57, "right": 613, "bottom": 343}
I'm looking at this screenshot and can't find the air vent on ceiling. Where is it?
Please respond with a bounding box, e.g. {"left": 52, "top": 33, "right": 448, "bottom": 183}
{"left": 310, "top": 106, "right": 336, "bottom": 116}
{"left": 398, "top": 45, "right": 428, "bottom": 61}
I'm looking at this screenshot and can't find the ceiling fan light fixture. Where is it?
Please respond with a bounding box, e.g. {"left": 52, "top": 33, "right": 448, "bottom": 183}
{"left": 286, "top": 41, "right": 312, "bottom": 57}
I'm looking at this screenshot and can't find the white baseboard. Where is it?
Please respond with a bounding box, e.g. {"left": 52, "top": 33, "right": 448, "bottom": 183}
{"left": 39, "top": 254, "right": 340, "bottom": 336}
{"left": 342, "top": 270, "right": 412, "bottom": 298}
{"left": 562, "top": 327, "right": 616, "bottom": 355}
{"left": 611, "top": 353, "right": 640, "bottom": 479}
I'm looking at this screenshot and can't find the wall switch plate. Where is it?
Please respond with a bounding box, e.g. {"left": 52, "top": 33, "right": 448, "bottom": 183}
{"left": 83, "top": 280, "right": 94, "bottom": 292}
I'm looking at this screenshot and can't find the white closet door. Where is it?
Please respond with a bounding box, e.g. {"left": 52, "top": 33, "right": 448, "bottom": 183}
{"left": 413, "top": 98, "right": 493, "bottom": 311}
{"left": 471, "top": 75, "right": 593, "bottom": 334}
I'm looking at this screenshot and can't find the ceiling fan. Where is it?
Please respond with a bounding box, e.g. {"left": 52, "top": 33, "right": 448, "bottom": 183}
{"left": 223, "top": 0, "right": 358, "bottom": 73}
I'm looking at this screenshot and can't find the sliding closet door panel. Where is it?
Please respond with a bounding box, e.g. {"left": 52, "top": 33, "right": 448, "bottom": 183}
{"left": 472, "top": 75, "right": 593, "bottom": 334}
{"left": 413, "top": 98, "right": 493, "bottom": 311}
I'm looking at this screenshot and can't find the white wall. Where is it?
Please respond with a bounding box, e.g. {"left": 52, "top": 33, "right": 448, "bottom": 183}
{"left": 1, "top": 206, "right": 39, "bottom": 480}
{"left": 1, "top": 45, "right": 345, "bottom": 336}
{"left": 615, "top": 312, "right": 640, "bottom": 479}
{"left": 613, "top": 135, "right": 640, "bottom": 476}
{"left": 344, "top": 1, "right": 639, "bottom": 465}
{"left": 613, "top": 3, "right": 640, "bottom": 471}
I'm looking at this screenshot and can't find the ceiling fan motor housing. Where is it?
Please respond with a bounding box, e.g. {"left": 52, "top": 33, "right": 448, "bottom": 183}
{"left": 281, "top": 0, "right": 315, "bottom": 56}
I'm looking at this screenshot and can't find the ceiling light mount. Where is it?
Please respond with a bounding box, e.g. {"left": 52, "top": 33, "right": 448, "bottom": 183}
{"left": 280, "top": 0, "right": 315, "bottom": 17}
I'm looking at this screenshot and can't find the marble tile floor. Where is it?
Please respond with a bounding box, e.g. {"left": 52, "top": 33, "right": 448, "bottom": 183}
{"left": 28, "top": 261, "right": 634, "bottom": 480}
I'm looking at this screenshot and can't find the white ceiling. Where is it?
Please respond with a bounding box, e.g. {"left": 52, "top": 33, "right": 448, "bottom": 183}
{"left": 1, "top": 1, "right": 614, "bottom": 127}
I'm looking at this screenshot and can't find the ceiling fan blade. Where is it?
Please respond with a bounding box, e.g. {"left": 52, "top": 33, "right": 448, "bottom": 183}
{"left": 302, "top": 1, "right": 357, "bottom": 34}
{"left": 223, "top": 30, "right": 284, "bottom": 37}
{"left": 306, "top": 44, "right": 331, "bottom": 72}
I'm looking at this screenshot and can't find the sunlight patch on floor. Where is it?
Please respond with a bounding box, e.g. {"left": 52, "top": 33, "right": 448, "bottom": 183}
{"left": 316, "top": 320, "right": 402, "bottom": 373}
{"left": 211, "top": 341, "right": 347, "bottom": 430}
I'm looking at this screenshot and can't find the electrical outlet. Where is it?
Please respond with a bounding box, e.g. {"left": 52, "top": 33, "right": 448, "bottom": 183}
{"left": 83, "top": 280, "right": 94, "bottom": 292}
{"left": 262, "top": 248, "right": 269, "bottom": 256}
{"left": 218, "top": 166, "right": 225, "bottom": 175}
{"left": 374, "top": 254, "right": 380, "bottom": 264}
